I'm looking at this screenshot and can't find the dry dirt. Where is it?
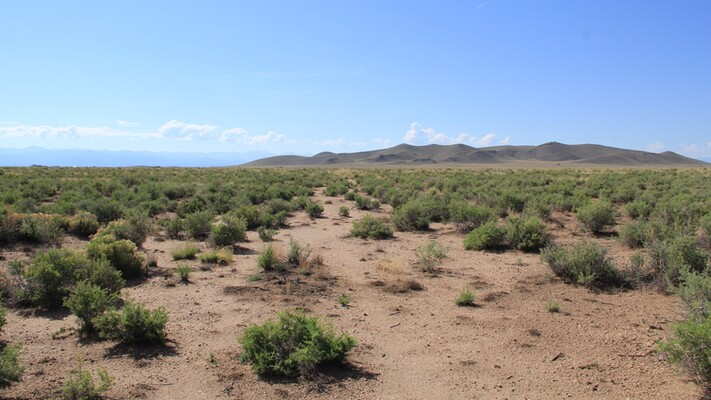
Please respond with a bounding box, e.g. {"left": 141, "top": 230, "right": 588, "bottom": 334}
{"left": 1, "top": 190, "right": 702, "bottom": 399}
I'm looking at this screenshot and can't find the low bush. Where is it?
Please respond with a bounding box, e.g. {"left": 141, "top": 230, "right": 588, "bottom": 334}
{"left": 286, "top": 239, "right": 311, "bottom": 267}
{"left": 24, "top": 249, "right": 86, "bottom": 307}
{"left": 164, "top": 216, "right": 183, "bottom": 239}
{"left": 61, "top": 360, "right": 113, "bottom": 400}
{"left": 86, "top": 235, "right": 145, "bottom": 279}
{"left": 576, "top": 201, "right": 616, "bottom": 234}
{"left": 18, "top": 213, "right": 63, "bottom": 244}
{"left": 541, "top": 241, "right": 623, "bottom": 288}
{"left": 505, "top": 215, "right": 549, "bottom": 251}
{"left": 239, "top": 310, "right": 357, "bottom": 377}
{"left": 0, "top": 345, "right": 23, "bottom": 389}
{"left": 350, "top": 215, "right": 393, "bottom": 240}
{"left": 449, "top": 204, "right": 495, "bottom": 234}
{"left": 94, "top": 301, "right": 168, "bottom": 345}
{"left": 75, "top": 257, "right": 125, "bottom": 296}
{"left": 392, "top": 200, "right": 430, "bottom": 232}
{"left": 68, "top": 211, "right": 100, "bottom": 238}
{"left": 618, "top": 221, "right": 646, "bottom": 248}
{"left": 199, "top": 247, "right": 233, "bottom": 265}
{"left": 649, "top": 237, "right": 709, "bottom": 291}
{"left": 455, "top": 289, "right": 475, "bottom": 307}
{"left": 93, "top": 212, "right": 152, "bottom": 247}
{"left": 256, "top": 245, "right": 282, "bottom": 271}
{"left": 184, "top": 210, "right": 214, "bottom": 239}
{"left": 463, "top": 221, "right": 506, "bottom": 251}
{"left": 64, "top": 281, "right": 119, "bottom": 332}
{"left": 176, "top": 265, "right": 192, "bottom": 283}
{"left": 659, "top": 315, "right": 711, "bottom": 394}
{"left": 338, "top": 206, "right": 350, "bottom": 218}
{"left": 257, "top": 226, "right": 276, "bottom": 242}
{"left": 415, "top": 240, "right": 447, "bottom": 272}
{"left": 304, "top": 201, "right": 324, "bottom": 218}
{"left": 171, "top": 242, "right": 200, "bottom": 260}
{"left": 211, "top": 215, "right": 247, "bottom": 247}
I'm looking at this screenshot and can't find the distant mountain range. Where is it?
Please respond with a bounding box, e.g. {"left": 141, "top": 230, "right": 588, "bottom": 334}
{"left": 245, "top": 142, "right": 707, "bottom": 167}
{"left": 0, "top": 147, "right": 272, "bottom": 167}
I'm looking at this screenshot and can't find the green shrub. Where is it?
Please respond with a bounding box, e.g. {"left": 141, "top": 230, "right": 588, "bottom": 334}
{"left": 61, "top": 360, "right": 113, "bottom": 400}
{"left": 392, "top": 200, "right": 430, "bottom": 232}
{"left": 337, "top": 294, "right": 352, "bottom": 307}
{"left": 94, "top": 301, "right": 168, "bottom": 345}
{"left": 305, "top": 201, "right": 324, "bottom": 218}
{"left": 164, "top": 216, "right": 183, "bottom": 239}
{"left": 176, "top": 265, "right": 192, "bottom": 283}
{"left": 463, "top": 221, "right": 506, "bottom": 251}
{"left": 541, "top": 241, "right": 623, "bottom": 288}
{"left": 415, "top": 240, "right": 447, "bottom": 272}
{"left": 650, "top": 237, "right": 710, "bottom": 291}
{"left": 576, "top": 201, "right": 616, "bottom": 234}
{"left": 618, "top": 221, "right": 646, "bottom": 248}
{"left": 86, "top": 235, "right": 145, "bottom": 280}
{"left": 450, "top": 204, "right": 495, "bottom": 233}
{"left": 287, "top": 239, "right": 311, "bottom": 267}
{"left": 75, "top": 257, "right": 125, "bottom": 296}
{"left": 676, "top": 271, "right": 711, "bottom": 320}
{"left": 257, "top": 226, "right": 276, "bottom": 242}
{"left": 18, "top": 213, "right": 63, "bottom": 244}
{"left": 0, "top": 345, "right": 23, "bottom": 389}
{"left": 94, "top": 212, "right": 152, "bottom": 247}
{"left": 659, "top": 314, "right": 711, "bottom": 393}
{"left": 210, "top": 215, "right": 247, "bottom": 247}
{"left": 455, "top": 289, "right": 475, "bottom": 307}
{"left": 546, "top": 300, "right": 561, "bottom": 313}
{"left": 64, "top": 281, "right": 119, "bottom": 332}
{"left": 350, "top": 215, "right": 393, "bottom": 239}
{"left": 171, "top": 242, "right": 200, "bottom": 260}
{"left": 505, "top": 216, "right": 549, "bottom": 251}
{"left": 238, "top": 310, "right": 357, "bottom": 377}
{"left": 354, "top": 194, "right": 379, "bottom": 210}
{"left": 68, "top": 211, "right": 100, "bottom": 238}
{"left": 184, "top": 210, "right": 214, "bottom": 239}
{"left": 256, "top": 245, "right": 282, "bottom": 271}
{"left": 24, "top": 249, "right": 86, "bottom": 307}
{"left": 338, "top": 206, "right": 350, "bottom": 218}
{"left": 0, "top": 307, "right": 5, "bottom": 332}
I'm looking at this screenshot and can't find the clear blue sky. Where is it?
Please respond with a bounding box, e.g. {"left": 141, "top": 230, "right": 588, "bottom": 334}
{"left": 1, "top": 0, "right": 710, "bottom": 158}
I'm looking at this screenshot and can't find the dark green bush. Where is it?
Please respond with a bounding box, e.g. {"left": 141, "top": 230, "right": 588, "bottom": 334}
{"left": 304, "top": 200, "right": 324, "bottom": 218}
{"left": 505, "top": 216, "right": 549, "bottom": 251}
{"left": 210, "top": 215, "right": 247, "bottom": 247}
{"left": 392, "top": 200, "right": 430, "bottom": 232}
{"left": 64, "top": 281, "right": 119, "bottom": 332}
{"left": 649, "top": 237, "right": 709, "bottom": 291}
{"left": 18, "top": 213, "right": 63, "bottom": 244}
{"left": 68, "top": 211, "right": 100, "bottom": 238}
{"left": 75, "top": 257, "right": 124, "bottom": 296}
{"left": 350, "top": 215, "right": 393, "bottom": 239}
{"left": 0, "top": 345, "right": 23, "bottom": 389}
{"left": 239, "top": 310, "right": 357, "bottom": 377}
{"left": 463, "top": 221, "right": 506, "bottom": 251}
{"left": 256, "top": 245, "right": 282, "bottom": 271}
{"left": 184, "top": 210, "right": 214, "bottom": 239}
{"left": 93, "top": 211, "right": 152, "bottom": 247}
{"left": 86, "top": 235, "right": 145, "bottom": 280}
{"left": 164, "top": 216, "right": 183, "bottom": 239}
{"left": 659, "top": 314, "right": 711, "bottom": 393}
{"left": 541, "top": 241, "right": 623, "bottom": 288}
{"left": 24, "top": 249, "right": 86, "bottom": 307}
{"left": 576, "top": 201, "right": 616, "bottom": 234}
{"left": 94, "top": 301, "right": 168, "bottom": 345}
{"left": 618, "top": 221, "right": 646, "bottom": 248}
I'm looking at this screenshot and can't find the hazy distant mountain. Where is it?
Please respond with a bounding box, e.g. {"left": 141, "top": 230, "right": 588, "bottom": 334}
{"left": 0, "top": 147, "right": 273, "bottom": 167}
{"left": 245, "top": 142, "right": 707, "bottom": 167}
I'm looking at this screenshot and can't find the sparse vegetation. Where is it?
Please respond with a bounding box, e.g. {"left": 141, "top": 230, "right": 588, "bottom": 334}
{"left": 256, "top": 245, "right": 281, "bottom": 271}
{"left": 541, "top": 241, "right": 624, "bottom": 288}
{"left": 61, "top": 359, "right": 114, "bottom": 400}
{"left": 338, "top": 294, "right": 352, "bottom": 307}
{"left": 199, "top": 247, "right": 233, "bottom": 265}
{"left": 176, "top": 264, "right": 192, "bottom": 283}
{"left": 351, "top": 214, "right": 393, "bottom": 239}
{"left": 94, "top": 301, "right": 168, "bottom": 345}
{"left": 455, "top": 289, "right": 475, "bottom": 307}
{"left": 64, "top": 281, "right": 119, "bottom": 332}
{"left": 546, "top": 300, "right": 561, "bottom": 313}
{"left": 415, "top": 240, "right": 448, "bottom": 272}
{"left": 464, "top": 221, "right": 506, "bottom": 251}
{"left": 577, "top": 201, "right": 616, "bottom": 234}
{"left": 0, "top": 345, "right": 23, "bottom": 389}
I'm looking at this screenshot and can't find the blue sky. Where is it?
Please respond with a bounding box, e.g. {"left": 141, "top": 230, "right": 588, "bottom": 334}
{"left": 1, "top": 0, "right": 710, "bottom": 159}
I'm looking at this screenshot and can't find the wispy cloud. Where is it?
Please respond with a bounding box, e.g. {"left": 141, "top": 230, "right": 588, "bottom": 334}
{"left": 645, "top": 142, "right": 665, "bottom": 152}
{"left": 372, "top": 138, "right": 392, "bottom": 147}
{"left": 115, "top": 119, "right": 139, "bottom": 127}
{"left": 403, "top": 122, "right": 502, "bottom": 146}
{"left": 0, "top": 121, "right": 288, "bottom": 145}
{"left": 315, "top": 138, "right": 347, "bottom": 146}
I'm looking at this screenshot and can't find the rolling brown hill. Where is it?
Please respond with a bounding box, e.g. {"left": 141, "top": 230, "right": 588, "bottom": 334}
{"left": 244, "top": 142, "right": 706, "bottom": 167}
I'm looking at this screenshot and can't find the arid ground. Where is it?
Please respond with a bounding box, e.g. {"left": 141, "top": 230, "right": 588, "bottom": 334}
{"left": 2, "top": 189, "right": 701, "bottom": 399}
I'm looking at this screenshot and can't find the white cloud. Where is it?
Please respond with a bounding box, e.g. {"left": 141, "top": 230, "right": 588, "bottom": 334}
{"left": 645, "top": 142, "right": 665, "bottom": 152}
{"left": 315, "top": 138, "right": 347, "bottom": 146}
{"left": 402, "top": 122, "right": 502, "bottom": 146}
{"left": 115, "top": 119, "right": 139, "bottom": 127}
{"left": 499, "top": 136, "right": 511, "bottom": 145}
{"left": 241, "top": 130, "right": 285, "bottom": 144}
{"left": 0, "top": 124, "right": 158, "bottom": 139}
{"left": 157, "top": 120, "right": 219, "bottom": 140}
{"left": 372, "top": 138, "right": 392, "bottom": 147}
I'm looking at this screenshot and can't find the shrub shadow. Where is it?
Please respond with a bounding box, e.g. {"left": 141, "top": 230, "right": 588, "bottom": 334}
{"left": 258, "top": 361, "right": 379, "bottom": 389}
{"left": 104, "top": 340, "right": 179, "bottom": 360}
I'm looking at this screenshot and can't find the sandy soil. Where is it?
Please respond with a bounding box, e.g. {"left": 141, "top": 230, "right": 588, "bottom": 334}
{"left": 1, "top": 189, "right": 701, "bottom": 399}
